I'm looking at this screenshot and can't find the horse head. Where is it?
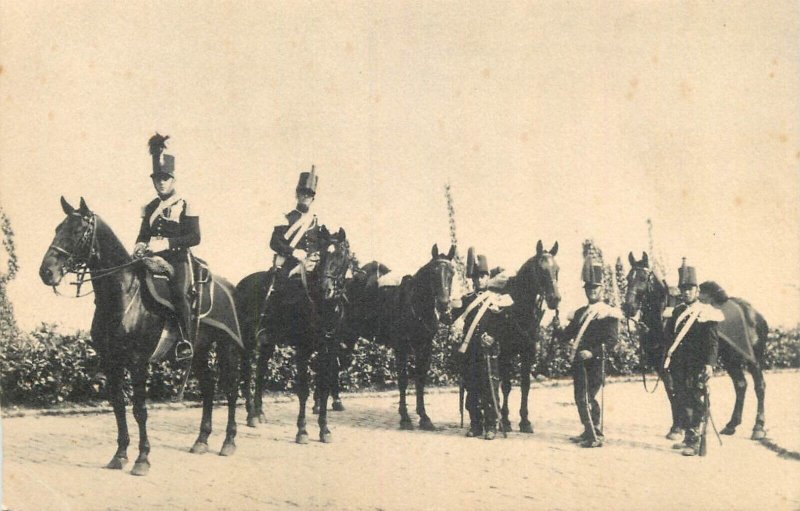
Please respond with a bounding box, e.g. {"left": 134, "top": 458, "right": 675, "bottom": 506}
{"left": 319, "top": 227, "right": 351, "bottom": 302}
{"left": 40, "top": 197, "right": 98, "bottom": 286}
{"left": 622, "top": 251, "right": 655, "bottom": 318}
{"left": 427, "top": 243, "right": 456, "bottom": 316}
{"left": 516, "top": 240, "right": 561, "bottom": 311}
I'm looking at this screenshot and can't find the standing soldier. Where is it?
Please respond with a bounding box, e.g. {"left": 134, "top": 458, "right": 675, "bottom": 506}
{"left": 557, "top": 258, "right": 621, "bottom": 448}
{"left": 267, "top": 166, "right": 324, "bottom": 308}
{"left": 663, "top": 259, "right": 723, "bottom": 456}
{"left": 450, "top": 251, "right": 511, "bottom": 440}
{"left": 133, "top": 133, "right": 200, "bottom": 360}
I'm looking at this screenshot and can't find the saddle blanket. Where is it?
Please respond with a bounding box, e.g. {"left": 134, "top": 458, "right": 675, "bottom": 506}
{"left": 713, "top": 300, "right": 758, "bottom": 364}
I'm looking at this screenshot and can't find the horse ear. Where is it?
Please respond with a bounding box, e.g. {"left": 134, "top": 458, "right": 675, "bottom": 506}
{"left": 431, "top": 244, "right": 439, "bottom": 259}
{"left": 338, "top": 227, "right": 346, "bottom": 239}
{"left": 642, "top": 252, "right": 649, "bottom": 266}
{"left": 550, "top": 241, "right": 558, "bottom": 256}
{"left": 536, "top": 240, "right": 543, "bottom": 255}
{"left": 78, "top": 197, "right": 89, "bottom": 215}
{"left": 61, "top": 196, "right": 75, "bottom": 215}
{"left": 628, "top": 251, "right": 636, "bottom": 266}
{"left": 447, "top": 245, "right": 456, "bottom": 259}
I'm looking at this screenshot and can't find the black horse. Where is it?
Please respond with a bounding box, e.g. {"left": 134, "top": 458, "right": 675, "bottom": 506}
{"left": 341, "top": 245, "right": 456, "bottom": 430}
{"left": 39, "top": 198, "right": 243, "bottom": 476}
{"left": 622, "top": 251, "right": 768, "bottom": 440}
{"left": 236, "top": 227, "right": 352, "bottom": 443}
{"left": 493, "top": 240, "right": 561, "bottom": 433}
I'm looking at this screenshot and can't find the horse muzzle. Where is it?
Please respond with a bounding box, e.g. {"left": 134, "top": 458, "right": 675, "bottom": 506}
{"left": 545, "top": 294, "right": 561, "bottom": 310}
{"left": 39, "top": 256, "right": 64, "bottom": 286}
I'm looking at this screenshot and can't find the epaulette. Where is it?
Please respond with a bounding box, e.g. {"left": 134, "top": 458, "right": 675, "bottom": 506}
{"left": 696, "top": 302, "right": 725, "bottom": 323}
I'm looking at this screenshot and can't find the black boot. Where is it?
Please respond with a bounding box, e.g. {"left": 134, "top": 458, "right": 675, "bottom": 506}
{"left": 466, "top": 422, "right": 483, "bottom": 438}
{"left": 175, "top": 297, "right": 195, "bottom": 361}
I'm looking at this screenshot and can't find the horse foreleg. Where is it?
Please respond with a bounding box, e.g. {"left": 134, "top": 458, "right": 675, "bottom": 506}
{"left": 295, "top": 347, "right": 311, "bottom": 444}
{"left": 331, "top": 348, "right": 345, "bottom": 412}
{"left": 397, "top": 344, "right": 413, "bottom": 429}
{"left": 721, "top": 363, "right": 746, "bottom": 436}
{"left": 414, "top": 343, "right": 435, "bottom": 431}
{"left": 190, "top": 347, "right": 214, "bottom": 454}
{"left": 749, "top": 363, "right": 767, "bottom": 439}
{"left": 241, "top": 344, "right": 256, "bottom": 428}
{"left": 130, "top": 368, "right": 151, "bottom": 476}
{"left": 220, "top": 342, "right": 239, "bottom": 456}
{"left": 106, "top": 365, "right": 129, "bottom": 470}
{"left": 255, "top": 341, "right": 274, "bottom": 424}
{"left": 499, "top": 354, "right": 513, "bottom": 433}
{"left": 317, "top": 345, "right": 334, "bottom": 443}
{"left": 519, "top": 351, "right": 533, "bottom": 433}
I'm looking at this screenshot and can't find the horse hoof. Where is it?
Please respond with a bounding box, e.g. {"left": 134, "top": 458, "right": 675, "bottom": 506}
{"left": 190, "top": 441, "right": 209, "bottom": 454}
{"left": 130, "top": 461, "right": 150, "bottom": 477}
{"left": 258, "top": 412, "right": 267, "bottom": 424}
{"left": 246, "top": 417, "right": 258, "bottom": 428}
{"left": 320, "top": 431, "right": 333, "bottom": 443}
{"left": 332, "top": 400, "right": 345, "bottom": 412}
{"left": 399, "top": 420, "right": 414, "bottom": 431}
{"left": 720, "top": 425, "right": 737, "bottom": 436}
{"left": 419, "top": 419, "right": 437, "bottom": 431}
{"left": 751, "top": 429, "right": 766, "bottom": 440}
{"left": 296, "top": 432, "right": 310, "bottom": 444}
{"left": 219, "top": 441, "right": 237, "bottom": 457}
{"left": 312, "top": 405, "right": 320, "bottom": 415}
{"left": 519, "top": 422, "right": 534, "bottom": 434}
{"left": 106, "top": 456, "right": 128, "bottom": 470}
{"left": 500, "top": 421, "right": 513, "bottom": 433}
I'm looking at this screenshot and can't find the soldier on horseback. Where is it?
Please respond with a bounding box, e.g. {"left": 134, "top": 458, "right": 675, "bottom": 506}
{"left": 450, "top": 252, "right": 511, "bottom": 440}
{"left": 133, "top": 133, "right": 199, "bottom": 360}
{"left": 663, "top": 260, "right": 723, "bottom": 456}
{"left": 266, "top": 166, "right": 324, "bottom": 309}
{"left": 556, "top": 258, "right": 621, "bottom": 448}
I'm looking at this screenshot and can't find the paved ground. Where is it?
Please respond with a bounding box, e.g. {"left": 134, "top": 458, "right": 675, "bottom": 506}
{"left": 3, "top": 371, "right": 799, "bottom": 511}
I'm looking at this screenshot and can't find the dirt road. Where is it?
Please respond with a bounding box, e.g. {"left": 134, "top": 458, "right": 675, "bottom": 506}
{"left": 3, "top": 371, "right": 799, "bottom": 510}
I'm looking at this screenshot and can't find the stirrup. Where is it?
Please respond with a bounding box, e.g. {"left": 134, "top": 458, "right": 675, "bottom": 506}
{"left": 175, "top": 339, "right": 194, "bottom": 361}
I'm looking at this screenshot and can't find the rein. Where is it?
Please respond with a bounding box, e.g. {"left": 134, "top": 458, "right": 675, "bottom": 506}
{"left": 625, "top": 268, "right": 662, "bottom": 394}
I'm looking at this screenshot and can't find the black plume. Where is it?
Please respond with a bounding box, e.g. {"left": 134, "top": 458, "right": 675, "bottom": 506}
{"left": 148, "top": 133, "right": 170, "bottom": 156}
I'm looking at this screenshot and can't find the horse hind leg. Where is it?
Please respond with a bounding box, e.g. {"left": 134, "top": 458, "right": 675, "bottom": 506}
{"left": 499, "top": 354, "right": 513, "bottom": 433}
{"left": 317, "top": 346, "right": 335, "bottom": 443}
{"left": 295, "top": 346, "right": 312, "bottom": 444}
{"left": 414, "top": 344, "right": 436, "bottom": 431}
{"left": 130, "top": 367, "right": 151, "bottom": 476}
{"left": 518, "top": 352, "right": 533, "bottom": 433}
{"left": 396, "top": 345, "right": 413, "bottom": 430}
{"left": 721, "top": 363, "right": 747, "bottom": 436}
{"left": 106, "top": 365, "right": 130, "bottom": 470}
{"left": 749, "top": 362, "right": 767, "bottom": 440}
{"left": 254, "top": 341, "right": 275, "bottom": 425}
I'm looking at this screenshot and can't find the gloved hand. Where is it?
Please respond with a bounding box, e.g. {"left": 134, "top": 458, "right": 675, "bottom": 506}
{"left": 148, "top": 238, "right": 170, "bottom": 253}
{"left": 449, "top": 298, "right": 463, "bottom": 310}
{"left": 303, "top": 252, "right": 320, "bottom": 271}
{"left": 480, "top": 332, "right": 495, "bottom": 348}
{"left": 701, "top": 364, "right": 714, "bottom": 382}
{"left": 292, "top": 248, "right": 308, "bottom": 261}
{"left": 577, "top": 349, "right": 593, "bottom": 361}
{"left": 133, "top": 242, "right": 148, "bottom": 258}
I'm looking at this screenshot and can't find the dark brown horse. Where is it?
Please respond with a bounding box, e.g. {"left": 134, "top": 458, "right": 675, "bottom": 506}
{"left": 340, "top": 245, "right": 456, "bottom": 430}
{"left": 236, "top": 227, "right": 352, "bottom": 443}
{"left": 494, "top": 240, "right": 561, "bottom": 433}
{"left": 622, "top": 252, "right": 768, "bottom": 440}
{"left": 39, "top": 198, "right": 243, "bottom": 476}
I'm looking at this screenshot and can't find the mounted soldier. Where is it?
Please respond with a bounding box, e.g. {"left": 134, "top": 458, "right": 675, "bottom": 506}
{"left": 663, "top": 259, "right": 723, "bottom": 456}
{"left": 450, "top": 249, "right": 512, "bottom": 440}
{"left": 556, "top": 258, "right": 621, "bottom": 448}
{"left": 133, "top": 133, "right": 199, "bottom": 360}
{"left": 266, "top": 166, "right": 324, "bottom": 310}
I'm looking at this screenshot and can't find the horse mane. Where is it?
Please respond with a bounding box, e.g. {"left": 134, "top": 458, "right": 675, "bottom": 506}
{"left": 507, "top": 255, "right": 538, "bottom": 303}
{"left": 93, "top": 215, "right": 133, "bottom": 265}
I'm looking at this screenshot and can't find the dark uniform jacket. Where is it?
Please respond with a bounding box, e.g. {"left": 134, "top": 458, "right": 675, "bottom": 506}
{"left": 136, "top": 194, "right": 200, "bottom": 254}
{"left": 270, "top": 209, "right": 324, "bottom": 272}
{"left": 451, "top": 291, "right": 509, "bottom": 348}
{"left": 560, "top": 302, "right": 621, "bottom": 357}
{"left": 664, "top": 302, "right": 721, "bottom": 372}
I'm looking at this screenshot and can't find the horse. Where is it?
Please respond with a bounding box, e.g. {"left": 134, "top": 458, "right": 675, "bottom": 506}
{"left": 236, "top": 227, "right": 352, "bottom": 443}
{"left": 340, "top": 245, "right": 456, "bottom": 430}
{"left": 493, "top": 240, "right": 561, "bottom": 434}
{"left": 622, "top": 251, "right": 768, "bottom": 440}
{"left": 39, "top": 197, "right": 243, "bottom": 476}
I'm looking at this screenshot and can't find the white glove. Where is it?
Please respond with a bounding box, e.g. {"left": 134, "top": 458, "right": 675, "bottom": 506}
{"left": 303, "top": 253, "right": 320, "bottom": 272}
{"left": 449, "top": 298, "right": 463, "bottom": 309}
{"left": 577, "top": 350, "right": 593, "bottom": 361}
{"left": 149, "top": 238, "right": 170, "bottom": 253}
{"left": 480, "top": 332, "right": 495, "bottom": 347}
{"left": 292, "top": 248, "right": 308, "bottom": 261}
{"left": 133, "top": 242, "right": 148, "bottom": 258}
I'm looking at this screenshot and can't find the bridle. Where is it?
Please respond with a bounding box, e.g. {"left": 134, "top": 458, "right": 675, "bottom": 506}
{"left": 625, "top": 265, "right": 661, "bottom": 393}
{"left": 411, "top": 257, "right": 454, "bottom": 334}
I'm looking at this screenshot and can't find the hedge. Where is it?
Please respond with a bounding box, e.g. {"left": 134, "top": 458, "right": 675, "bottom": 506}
{"left": 1, "top": 321, "right": 798, "bottom": 407}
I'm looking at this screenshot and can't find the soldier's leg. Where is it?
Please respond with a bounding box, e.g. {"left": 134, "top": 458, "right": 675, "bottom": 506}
{"left": 465, "top": 345, "right": 482, "bottom": 437}
{"left": 480, "top": 345, "right": 500, "bottom": 440}
{"left": 586, "top": 358, "right": 603, "bottom": 438}
{"left": 682, "top": 373, "right": 706, "bottom": 455}
{"left": 572, "top": 361, "right": 593, "bottom": 440}
{"left": 168, "top": 257, "right": 194, "bottom": 359}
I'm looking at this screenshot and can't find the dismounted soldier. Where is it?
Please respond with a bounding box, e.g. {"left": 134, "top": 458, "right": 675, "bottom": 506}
{"left": 133, "top": 133, "right": 200, "bottom": 360}
{"left": 663, "top": 259, "right": 722, "bottom": 456}
{"left": 556, "top": 259, "right": 621, "bottom": 448}
{"left": 450, "top": 252, "right": 511, "bottom": 440}
{"left": 267, "top": 166, "right": 324, "bottom": 307}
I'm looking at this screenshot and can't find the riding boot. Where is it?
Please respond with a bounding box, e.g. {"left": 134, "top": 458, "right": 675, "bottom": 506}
{"left": 681, "top": 432, "right": 700, "bottom": 456}
{"left": 466, "top": 421, "right": 483, "bottom": 438}
{"left": 175, "top": 295, "right": 195, "bottom": 360}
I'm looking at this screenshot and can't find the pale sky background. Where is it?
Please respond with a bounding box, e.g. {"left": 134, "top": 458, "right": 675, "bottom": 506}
{"left": 1, "top": 1, "right": 798, "bottom": 331}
